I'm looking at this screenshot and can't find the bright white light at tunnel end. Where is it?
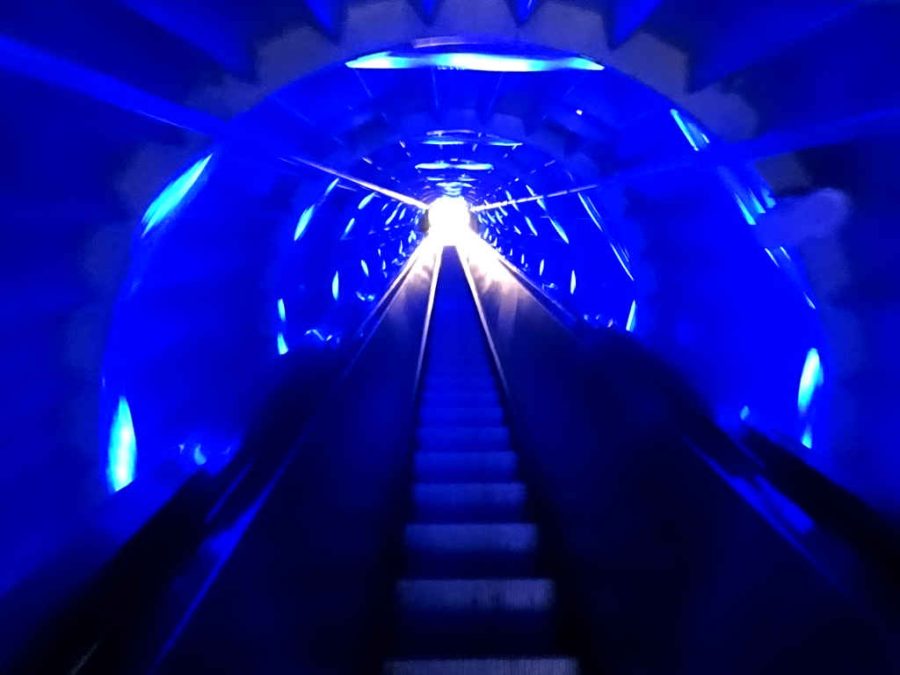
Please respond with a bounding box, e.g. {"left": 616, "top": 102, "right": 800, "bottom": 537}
{"left": 421, "top": 196, "right": 509, "bottom": 291}
{"left": 427, "top": 196, "right": 473, "bottom": 247}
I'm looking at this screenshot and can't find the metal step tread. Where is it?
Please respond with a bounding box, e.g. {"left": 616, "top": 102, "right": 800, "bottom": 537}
{"left": 405, "top": 524, "right": 539, "bottom": 577}
{"left": 418, "top": 426, "right": 511, "bottom": 442}
{"left": 413, "top": 483, "right": 528, "bottom": 522}
{"left": 419, "top": 407, "right": 505, "bottom": 425}
{"left": 415, "top": 452, "right": 518, "bottom": 482}
{"left": 406, "top": 523, "right": 538, "bottom": 553}
{"left": 397, "top": 578, "right": 556, "bottom": 613}
{"left": 383, "top": 658, "right": 581, "bottom": 675}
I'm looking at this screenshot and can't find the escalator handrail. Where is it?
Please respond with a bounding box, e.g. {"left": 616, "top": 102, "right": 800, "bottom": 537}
{"left": 457, "top": 239, "right": 900, "bottom": 620}
{"left": 3, "top": 238, "right": 440, "bottom": 673}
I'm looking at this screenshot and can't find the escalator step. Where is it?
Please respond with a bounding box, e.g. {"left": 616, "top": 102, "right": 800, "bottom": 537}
{"left": 383, "top": 658, "right": 581, "bottom": 675}
{"left": 422, "top": 383, "right": 498, "bottom": 394}
{"left": 424, "top": 375, "right": 497, "bottom": 387}
{"left": 419, "top": 406, "right": 505, "bottom": 425}
{"left": 426, "top": 370, "right": 494, "bottom": 379}
{"left": 421, "top": 390, "right": 497, "bottom": 400}
{"left": 422, "top": 392, "right": 502, "bottom": 408}
{"left": 415, "top": 452, "right": 518, "bottom": 482}
{"left": 418, "top": 426, "right": 511, "bottom": 449}
{"left": 397, "top": 578, "right": 555, "bottom": 613}
{"left": 405, "top": 524, "right": 539, "bottom": 577}
{"left": 394, "top": 579, "right": 559, "bottom": 655}
{"left": 412, "top": 483, "right": 528, "bottom": 523}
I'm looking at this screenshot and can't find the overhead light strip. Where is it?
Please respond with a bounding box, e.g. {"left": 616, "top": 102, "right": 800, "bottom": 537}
{"left": 346, "top": 51, "right": 604, "bottom": 73}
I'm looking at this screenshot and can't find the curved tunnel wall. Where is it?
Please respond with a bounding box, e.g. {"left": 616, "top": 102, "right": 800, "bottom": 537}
{"left": 2, "top": 0, "right": 899, "bottom": 588}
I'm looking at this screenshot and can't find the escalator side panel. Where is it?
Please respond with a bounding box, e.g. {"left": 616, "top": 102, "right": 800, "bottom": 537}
{"left": 464, "top": 251, "right": 894, "bottom": 675}
{"left": 153, "top": 251, "right": 438, "bottom": 675}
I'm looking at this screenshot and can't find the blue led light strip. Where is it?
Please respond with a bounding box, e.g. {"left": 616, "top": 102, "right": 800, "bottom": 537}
{"left": 346, "top": 51, "right": 605, "bottom": 73}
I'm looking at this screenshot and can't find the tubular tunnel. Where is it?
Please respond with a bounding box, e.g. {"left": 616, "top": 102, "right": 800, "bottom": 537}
{"left": 2, "top": 2, "right": 900, "bottom": 673}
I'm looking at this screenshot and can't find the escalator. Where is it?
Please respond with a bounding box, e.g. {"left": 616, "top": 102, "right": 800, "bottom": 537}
{"left": 383, "top": 247, "right": 580, "bottom": 673}
{"left": 5, "top": 242, "right": 899, "bottom": 675}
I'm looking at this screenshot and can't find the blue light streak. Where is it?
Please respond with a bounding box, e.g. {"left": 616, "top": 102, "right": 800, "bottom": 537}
{"left": 192, "top": 444, "right": 207, "bottom": 467}
{"left": 360, "top": 259, "right": 370, "bottom": 277}
{"left": 801, "top": 425, "right": 813, "bottom": 449}
{"left": 294, "top": 204, "right": 316, "bottom": 241}
{"left": 569, "top": 270, "right": 577, "bottom": 294}
{"left": 108, "top": 397, "right": 136, "bottom": 492}
{"left": 346, "top": 51, "right": 605, "bottom": 73}
{"left": 798, "top": 348, "right": 823, "bottom": 415}
{"left": 578, "top": 193, "right": 604, "bottom": 233}
{"left": 625, "top": 300, "right": 637, "bottom": 333}
{"left": 524, "top": 216, "right": 538, "bottom": 236}
{"left": 525, "top": 184, "right": 547, "bottom": 211}
{"left": 277, "top": 298, "right": 286, "bottom": 322}
{"left": 549, "top": 217, "right": 570, "bottom": 244}
{"left": 734, "top": 195, "right": 758, "bottom": 225}
{"left": 324, "top": 177, "right": 341, "bottom": 196}
{"left": 341, "top": 217, "right": 357, "bottom": 239}
{"left": 277, "top": 332, "right": 289, "bottom": 355}
{"left": 305, "top": 328, "right": 335, "bottom": 343}
{"left": 386, "top": 203, "right": 402, "bottom": 225}
{"left": 670, "top": 109, "right": 703, "bottom": 152}
{"left": 610, "top": 243, "right": 635, "bottom": 282}
{"left": 142, "top": 155, "right": 211, "bottom": 236}
{"left": 357, "top": 192, "right": 377, "bottom": 209}
{"left": 437, "top": 181, "right": 465, "bottom": 196}
{"left": 422, "top": 138, "right": 467, "bottom": 145}
{"left": 416, "top": 161, "right": 493, "bottom": 171}
{"left": 749, "top": 191, "right": 765, "bottom": 215}
{"left": 331, "top": 271, "right": 340, "bottom": 301}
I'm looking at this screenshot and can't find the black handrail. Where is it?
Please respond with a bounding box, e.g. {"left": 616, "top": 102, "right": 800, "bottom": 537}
{"left": 462, "top": 240, "right": 900, "bottom": 622}
{"left": 740, "top": 426, "right": 900, "bottom": 591}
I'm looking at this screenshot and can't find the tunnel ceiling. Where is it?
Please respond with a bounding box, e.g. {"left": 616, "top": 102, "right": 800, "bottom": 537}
{"left": 7, "top": 0, "right": 896, "bottom": 211}
{"left": 234, "top": 40, "right": 687, "bottom": 208}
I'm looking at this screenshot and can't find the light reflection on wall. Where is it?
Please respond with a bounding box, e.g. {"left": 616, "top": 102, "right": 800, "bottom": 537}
{"left": 107, "top": 397, "right": 136, "bottom": 492}
{"left": 142, "top": 155, "right": 212, "bottom": 237}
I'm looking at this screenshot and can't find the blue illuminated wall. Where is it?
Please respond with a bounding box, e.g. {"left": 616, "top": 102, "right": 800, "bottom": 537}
{"left": 102, "top": 148, "right": 426, "bottom": 495}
